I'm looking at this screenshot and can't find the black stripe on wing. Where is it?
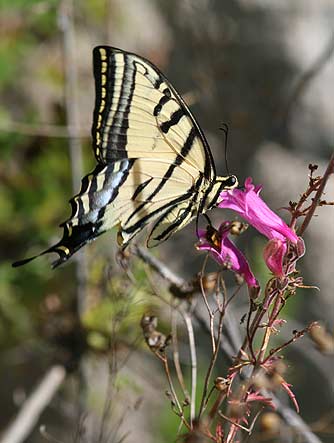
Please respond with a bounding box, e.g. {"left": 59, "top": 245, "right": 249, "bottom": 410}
{"left": 105, "top": 55, "right": 136, "bottom": 162}
{"left": 92, "top": 49, "right": 136, "bottom": 163}
{"left": 125, "top": 127, "right": 197, "bottom": 227}
{"left": 147, "top": 177, "right": 203, "bottom": 246}
{"left": 122, "top": 192, "right": 193, "bottom": 239}
{"left": 148, "top": 201, "right": 193, "bottom": 245}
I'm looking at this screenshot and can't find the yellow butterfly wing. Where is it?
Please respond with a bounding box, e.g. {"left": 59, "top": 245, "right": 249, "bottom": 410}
{"left": 13, "top": 46, "right": 222, "bottom": 268}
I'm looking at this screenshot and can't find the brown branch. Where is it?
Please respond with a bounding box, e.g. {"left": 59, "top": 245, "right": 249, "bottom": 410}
{"left": 299, "top": 154, "right": 334, "bottom": 236}
{"left": 263, "top": 323, "right": 315, "bottom": 364}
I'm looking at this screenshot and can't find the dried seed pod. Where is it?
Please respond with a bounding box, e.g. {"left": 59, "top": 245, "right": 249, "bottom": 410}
{"left": 140, "top": 314, "right": 169, "bottom": 352}
{"left": 214, "top": 376, "right": 231, "bottom": 392}
{"left": 259, "top": 412, "right": 281, "bottom": 434}
{"left": 201, "top": 272, "right": 219, "bottom": 292}
{"left": 266, "top": 360, "right": 287, "bottom": 388}
{"left": 229, "top": 220, "right": 248, "bottom": 236}
{"left": 140, "top": 314, "right": 158, "bottom": 334}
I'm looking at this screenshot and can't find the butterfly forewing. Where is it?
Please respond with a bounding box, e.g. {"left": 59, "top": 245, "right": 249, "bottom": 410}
{"left": 92, "top": 46, "right": 215, "bottom": 180}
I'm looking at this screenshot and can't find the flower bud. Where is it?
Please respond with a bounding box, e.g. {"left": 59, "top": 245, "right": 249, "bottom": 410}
{"left": 260, "top": 412, "right": 281, "bottom": 434}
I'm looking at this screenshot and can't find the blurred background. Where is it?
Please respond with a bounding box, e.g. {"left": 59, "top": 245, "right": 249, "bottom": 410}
{"left": 0, "top": 0, "right": 333, "bottom": 442}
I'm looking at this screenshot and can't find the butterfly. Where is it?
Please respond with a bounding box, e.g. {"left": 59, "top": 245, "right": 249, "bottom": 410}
{"left": 13, "top": 46, "right": 238, "bottom": 268}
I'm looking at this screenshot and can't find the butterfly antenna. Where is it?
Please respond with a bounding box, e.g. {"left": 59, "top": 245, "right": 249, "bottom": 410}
{"left": 219, "top": 122, "right": 230, "bottom": 175}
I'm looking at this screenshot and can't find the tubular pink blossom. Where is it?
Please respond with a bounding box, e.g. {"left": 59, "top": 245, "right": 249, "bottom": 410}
{"left": 218, "top": 177, "right": 298, "bottom": 244}
{"left": 196, "top": 222, "right": 259, "bottom": 289}
{"left": 218, "top": 177, "right": 302, "bottom": 277}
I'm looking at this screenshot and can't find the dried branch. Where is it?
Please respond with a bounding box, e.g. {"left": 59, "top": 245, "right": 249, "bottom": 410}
{"left": 0, "top": 366, "right": 66, "bottom": 443}
{"left": 171, "top": 311, "right": 189, "bottom": 401}
{"left": 182, "top": 311, "right": 197, "bottom": 424}
{"left": 299, "top": 154, "right": 334, "bottom": 236}
{"left": 133, "top": 245, "right": 192, "bottom": 291}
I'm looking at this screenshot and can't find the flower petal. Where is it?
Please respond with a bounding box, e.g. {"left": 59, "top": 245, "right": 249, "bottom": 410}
{"left": 196, "top": 224, "right": 259, "bottom": 289}
{"left": 263, "top": 239, "right": 287, "bottom": 277}
{"left": 218, "top": 177, "right": 298, "bottom": 244}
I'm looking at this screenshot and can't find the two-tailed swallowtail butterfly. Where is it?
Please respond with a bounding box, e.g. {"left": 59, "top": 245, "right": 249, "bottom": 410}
{"left": 13, "top": 46, "right": 238, "bottom": 268}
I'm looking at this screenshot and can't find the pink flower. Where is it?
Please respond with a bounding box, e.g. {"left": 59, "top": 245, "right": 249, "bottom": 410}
{"left": 218, "top": 178, "right": 298, "bottom": 243}
{"left": 196, "top": 222, "right": 259, "bottom": 290}
{"left": 218, "top": 178, "right": 301, "bottom": 277}
{"left": 263, "top": 239, "right": 287, "bottom": 278}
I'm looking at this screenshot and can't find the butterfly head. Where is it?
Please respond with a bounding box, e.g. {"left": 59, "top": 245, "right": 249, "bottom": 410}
{"left": 217, "top": 174, "right": 238, "bottom": 190}
{"left": 203, "top": 175, "right": 238, "bottom": 211}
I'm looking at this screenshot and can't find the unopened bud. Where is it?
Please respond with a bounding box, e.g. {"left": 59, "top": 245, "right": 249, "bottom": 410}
{"left": 229, "top": 220, "right": 248, "bottom": 236}
{"left": 140, "top": 314, "right": 158, "bottom": 333}
{"left": 214, "top": 377, "right": 230, "bottom": 392}
{"left": 201, "top": 272, "right": 219, "bottom": 292}
{"left": 267, "top": 360, "right": 287, "bottom": 388}
{"left": 260, "top": 412, "right": 281, "bottom": 434}
{"left": 229, "top": 400, "right": 247, "bottom": 419}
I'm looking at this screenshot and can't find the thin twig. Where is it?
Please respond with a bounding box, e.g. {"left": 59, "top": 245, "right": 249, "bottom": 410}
{"left": 182, "top": 311, "right": 197, "bottom": 425}
{"left": 257, "top": 292, "right": 282, "bottom": 363}
{"left": 171, "top": 311, "right": 189, "bottom": 400}
{"left": 0, "top": 366, "right": 66, "bottom": 443}
{"left": 199, "top": 255, "right": 216, "bottom": 353}
{"left": 299, "top": 154, "right": 334, "bottom": 236}
{"left": 198, "top": 307, "right": 225, "bottom": 417}
{"left": 134, "top": 245, "right": 191, "bottom": 291}
{"left": 218, "top": 411, "right": 252, "bottom": 433}
{"left": 263, "top": 324, "right": 313, "bottom": 364}
{"left": 158, "top": 353, "right": 190, "bottom": 430}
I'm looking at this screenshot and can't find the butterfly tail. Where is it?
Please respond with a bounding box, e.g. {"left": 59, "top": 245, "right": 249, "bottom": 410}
{"left": 12, "top": 243, "right": 74, "bottom": 269}
{"left": 12, "top": 222, "right": 103, "bottom": 269}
